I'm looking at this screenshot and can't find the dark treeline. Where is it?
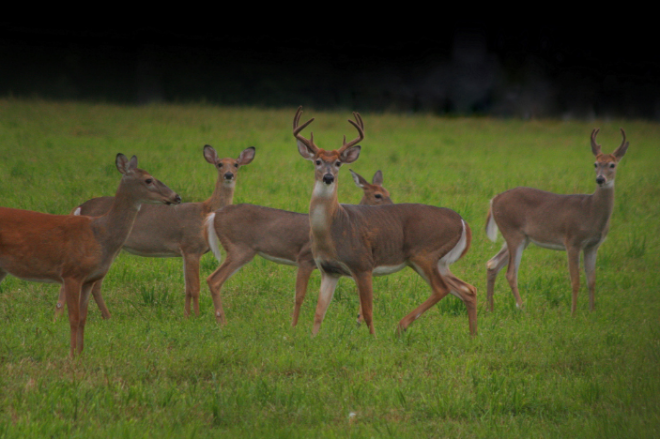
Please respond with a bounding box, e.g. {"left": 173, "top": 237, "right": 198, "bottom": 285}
{"left": 2, "top": 25, "right": 659, "bottom": 120}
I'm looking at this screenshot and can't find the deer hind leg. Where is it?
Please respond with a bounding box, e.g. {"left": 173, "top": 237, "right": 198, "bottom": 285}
{"left": 486, "top": 243, "right": 509, "bottom": 312}
{"left": 90, "top": 279, "right": 111, "bottom": 319}
{"left": 206, "top": 247, "right": 255, "bottom": 324}
{"left": 292, "top": 261, "right": 315, "bottom": 327}
{"left": 439, "top": 265, "right": 478, "bottom": 336}
{"left": 504, "top": 238, "right": 528, "bottom": 309}
{"left": 400, "top": 258, "right": 451, "bottom": 334}
{"left": 312, "top": 273, "right": 340, "bottom": 336}
{"left": 567, "top": 246, "right": 581, "bottom": 316}
{"left": 183, "top": 253, "right": 202, "bottom": 318}
{"left": 583, "top": 244, "right": 600, "bottom": 312}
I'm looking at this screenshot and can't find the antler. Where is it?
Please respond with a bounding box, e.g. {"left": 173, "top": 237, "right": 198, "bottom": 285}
{"left": 590, "top": 128, "right": 601, "bottom": 155}
{"left": 619, "top": 128, "right": 627, "bottom": 148}
{"left": 293, "top": 106, "right": 319, "bottom": 154}
{"left": 339, "top": 112, "right": 365, "bottom": 154}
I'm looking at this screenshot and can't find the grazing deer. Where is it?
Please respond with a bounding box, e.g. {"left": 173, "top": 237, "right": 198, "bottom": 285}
{"left": 293, "top": 107, "right": 477, "bottom": 336}
{"left": 0, "top": 154, "right": 181, "bottom": 357}
{"left": 485, "top": 128, "right": 629, "bottom": 315}
{"left": 54, "top": 145, "right": 255, "bottom": 320}
{"left": 205, "top": 169, "right": 393, "bottom": 326}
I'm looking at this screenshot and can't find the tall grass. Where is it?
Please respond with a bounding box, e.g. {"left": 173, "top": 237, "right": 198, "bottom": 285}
{"left": 0, "top": 99, "right": 658, "bottom": 438}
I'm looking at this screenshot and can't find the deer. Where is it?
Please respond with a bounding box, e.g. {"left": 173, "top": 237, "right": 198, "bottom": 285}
{"left": 205, "top": 169, "right": 393, "bottom": 326}
{"left": 53, "top": 145, "right": 255, "bottom": 321}
{"left": 0, "top": 154, "right": 181, "bottom": 357}
{"left": 485, "top": 128, "right": 629, "bottom": 315}
{"left": 293, "top": 106, "right": 477, "bottom": 336}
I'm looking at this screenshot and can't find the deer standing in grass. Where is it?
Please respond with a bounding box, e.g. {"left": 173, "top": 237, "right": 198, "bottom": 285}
{"left": 0, "top": 154, "right": 181, "bottom": 357}
{"left": 293, "top": 107, "right": 477, "bottom": 336}
{"left": 54, "top": 145, "right": 255, "bottom": 320}
{"left": 205, "top": 169, "right": 392, "bottom": 326}
{"left": 485, "top": 129, "right": 629, "bottom": 315}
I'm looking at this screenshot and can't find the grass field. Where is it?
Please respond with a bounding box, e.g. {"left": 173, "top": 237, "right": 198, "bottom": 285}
{"left": 0, "top": 99, "right": 658, "bottom": 438}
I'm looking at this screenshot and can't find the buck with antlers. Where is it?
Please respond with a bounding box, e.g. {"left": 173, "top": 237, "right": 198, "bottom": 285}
{"left": 293, "top": 107, "right": 477, "bottom": 336}
{"left": 485, "top": 129, "right": 629, "bottom": 314}
{"left": 54, "top": 145, "right": 255, "bottom": 320}
{"left": 0, "top": 154, "right": 181, "bottom": 356}
{"left": 205, "top": 169, "right": 392, "bottom": 326}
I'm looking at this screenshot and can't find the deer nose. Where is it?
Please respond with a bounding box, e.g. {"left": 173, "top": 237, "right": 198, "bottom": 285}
{"left": 224, "top": 172, "right": 234, "bottom": 180}
{"left": 323, "top": 174, "right": 334, "bottom": 185}
{"left": 596, "top": 176, "right": 605, "bottom": 185}
{"left": 173, "top": 194, "right": 182, "bottom": 204}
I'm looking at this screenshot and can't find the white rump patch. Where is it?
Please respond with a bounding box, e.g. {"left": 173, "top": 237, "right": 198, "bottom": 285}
{"left": 205, "top": 213, "right": 223, "bottom": 263}
{"left": 440, "top": 219, "right": 468, "bottom": 266}
{"left": 485, "top": 199, "right": 499, "bottom": 242}
{"left": 73, "top": 207, "right": 81, "bottom": 216}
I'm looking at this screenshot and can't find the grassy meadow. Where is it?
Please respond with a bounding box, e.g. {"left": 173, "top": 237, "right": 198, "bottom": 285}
{"left": 0, "top": 99, "right": 658, "bottom": 438}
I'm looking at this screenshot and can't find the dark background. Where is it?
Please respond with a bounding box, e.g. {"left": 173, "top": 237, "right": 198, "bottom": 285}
{"left": 2, "top": 24, "right": 659, "bottom": 119}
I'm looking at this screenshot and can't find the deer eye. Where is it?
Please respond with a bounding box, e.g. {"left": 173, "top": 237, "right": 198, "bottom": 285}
{"left": 594, "top": 163, "right": 598, "bottom": 168}
{"left": 375, "top": 194, "right": 382, "bottom": 199}
{"left": 315, "top": 160, "right": 321, "bottom": 166}
{"left": 610, "top": 163, "right": 615, "bottom": 168}
{"left": 217, "top": 163, "right": 223, "bottom": 168}
{"left": 145, "top": 178, "right": 153, "bottom": 184}
{"left": 234, "top": 163, "right": 239, "bottom": 168}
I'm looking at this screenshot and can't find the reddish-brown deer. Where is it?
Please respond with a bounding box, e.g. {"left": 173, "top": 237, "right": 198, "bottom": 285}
{"left": 54, "top": 145, "right": 254, "bottom": 320}
{"left": 205, "top": 169, "right": 392, "bottom": 326}
{"left": 485, "top": 128, "right": 629, "bottom": 314}
{"left": 293, "top": 107, "right": 477, "bottom": 336}
{"left": 0, "top": 154, "right": 181, "bottom": 357}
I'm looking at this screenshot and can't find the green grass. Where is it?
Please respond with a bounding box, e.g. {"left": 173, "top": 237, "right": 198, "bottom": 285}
{"left": 0, "top": 99, "right": 658, "bottom": 438}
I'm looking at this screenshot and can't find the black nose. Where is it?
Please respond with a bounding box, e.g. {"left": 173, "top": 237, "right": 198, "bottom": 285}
{"left": 323, "top": 174, "right": 334, "bottom": 185}
{"left": 224, "top": 172, "right": 234, "bottom": 180}
{"left": 596, "top": 176, "right": 605, "bottom": 184}
{"left": 173, "top": 195, "right": 182, "bottom": 204}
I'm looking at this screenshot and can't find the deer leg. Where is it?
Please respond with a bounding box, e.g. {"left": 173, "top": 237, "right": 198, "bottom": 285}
{"left": 63, "top": 277, "right": 82, "bottom": 358}
{"left": 311, "top": 274, "right": 340, "bottom": 336}
{"left": 291, "top": 261, "right": 315, "bottom": 327}
{"left": 439, "top": 266, "right": 478, "bottom": 336}
{"left": 354, "top": 271, "right": 375, "bottom": 335}
{"left": 76, "top": 281, "right": 95, "bottom": 354}
{"left": 486, "top": 243, "right": 509, "bottom": 312}
{"left": 90, "top": 279, "right": 111, "bottom": 319}
{"left": 54, "top": 284, "right": 67, "bottom": 322}
{"left": 583, "top": 244, "right": 600, "bottom": 312}
{"left": 505, "top": 239, "right": 527, "bottom": 309}
{"left": 400, "top": 259, "right": 450, "bottom": 333}
{"left": 567, "top": 246, "right": 581, "bottom": 316}
{"left": 183, "top": 254, "right": 202, "bottom": 318}
{"left": 206, "top": 248, "right": 255, "bottom": 324}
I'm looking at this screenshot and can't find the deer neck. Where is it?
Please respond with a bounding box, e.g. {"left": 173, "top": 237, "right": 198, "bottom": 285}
{"left": 91, "top": 182, "right": 143, "bottom": 253}
{"left": 309, "top": 181, "right": 342, "bottom": 254}
{"left": 203, "top": 179, "right": 235, "bottom": 213}
{"left": 589, "top": 182, "right": 615, "bottom": 230}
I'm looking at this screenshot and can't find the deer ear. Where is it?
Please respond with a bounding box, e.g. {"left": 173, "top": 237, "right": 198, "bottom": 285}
{"left": 116, "top": 154, "right": 137, "bottom": 174}
{"left": 350, "top": 169, "right": 367, "bottom": 188}
{"left": 340, "top": 145, "right": 361, "bottom": 164}
{"left": 238, "top": 146, "right": 256, "bottom": 165}
{"left": 372, "top": 170, "right": 383, "bottom": 185}
{"left": 203, "top": 145, "right": 218, "bottom": 164}
{"left": 297, "top": 140, "right": 316, "bottom": 161}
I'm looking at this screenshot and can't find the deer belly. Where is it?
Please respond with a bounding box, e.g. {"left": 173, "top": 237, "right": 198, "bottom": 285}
{"left": 373, "top": 263, "right": 407, "bottom": 276}
{"left": 529, "top": 238, "right": 565, "bottom": 251}
{"left": 258, "top": 252, "right": 297, "bottom": 266}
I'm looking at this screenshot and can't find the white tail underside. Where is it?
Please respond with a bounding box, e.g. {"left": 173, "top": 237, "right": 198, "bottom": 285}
{"left": 486, "top": 199, "right": 499, "bottom": 242}
{"left": 440, "top": 219, "right": 467, "bottom": 266}
{"left": 205, "top": 213, "right": 223, "bottom": 263}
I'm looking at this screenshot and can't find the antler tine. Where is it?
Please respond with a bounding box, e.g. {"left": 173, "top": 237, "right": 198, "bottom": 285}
{"left": 339, "top": 112, "right": 365, "bottom": 153}
{"left": 293, "top": 106, "right": 319, "bottom": 153}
